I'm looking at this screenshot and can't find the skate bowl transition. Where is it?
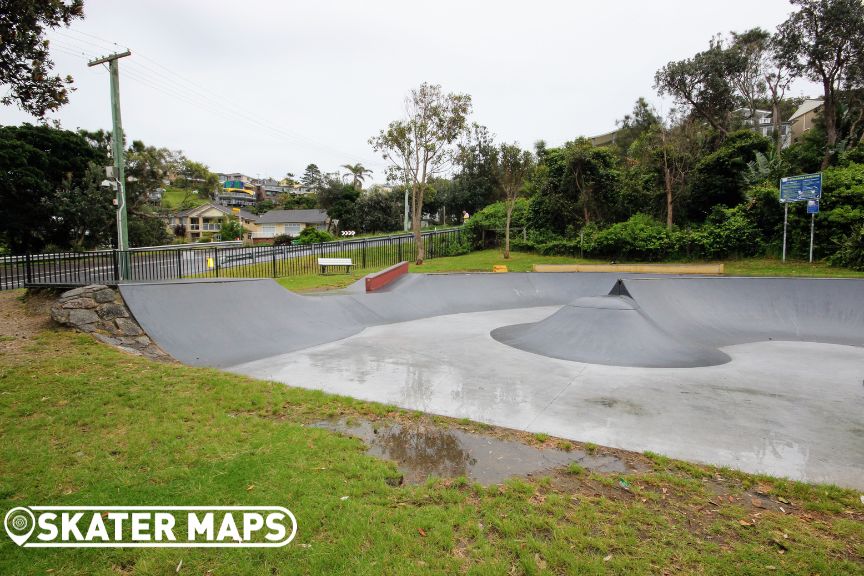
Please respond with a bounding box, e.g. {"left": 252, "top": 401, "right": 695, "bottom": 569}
{"left": 119, "top": 273, "right": 864, "bottom": 488}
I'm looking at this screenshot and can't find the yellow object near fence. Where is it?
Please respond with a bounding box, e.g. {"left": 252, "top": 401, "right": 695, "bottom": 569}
{"left": 532, "top": 263, "right": 724, "bottom": 275}
{"left": 207, "top": 257, "right": 215, "bottom": 269}
{"left": 492, "top": 265, "right": 509, "bottom": 273}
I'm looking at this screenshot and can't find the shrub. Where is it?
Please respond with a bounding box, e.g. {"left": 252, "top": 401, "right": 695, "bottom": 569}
{"left": 295, "top": 226, "right": 335, "bottom": 245}
{"left": 682, "top": 205, "right": 761, "bottom": 259}
{"left": 588, "top": 214, "right": 674, "bottom": 261}
{"left": 273, "top": 234, "right": 294, "bottom": 246}
{"left": 828, "top": 224, "right": 864, "bottom": 270}
{"left": 464, "top": 199, "right": 530, "bottom": 248}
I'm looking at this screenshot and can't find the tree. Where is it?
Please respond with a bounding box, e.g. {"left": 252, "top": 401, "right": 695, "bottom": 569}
{"left": 775, "top": 0, "right": 864, "bottom": 168}
{"left": 688, "top": 130, "right": 771, "bottom": 220}
{"left": 631, "top": 110, "right": 701, "bottom": 228}
{"left": 654, "top": 36, "right": 742, "bottom": 136}
{"left": 614, "top": 97, "right": 661, "bottom": 157}
{"left": 317, "top": 178, "right": 359, "bottom": 232}
{"left": 451, "top": 123, "right": 500, "bottom": 216}
{"left": 301, "top": 164, "right": 323, "bottom": 190}
{"left": 728, "top": 28, "right": 771, "bottom": 122}
{"left": 495, "top": 144, "right": 534, "bottom": 258}
{"left": 340, "top": 163, "right": 373, "bottom": 189}
{"left": 0, "top": 124, "right": 103, "bottom": 252}
{"left": 762, "top": 35, "right": 798, "bottom": 156}
{"left": 219, "top": 218, "right": 244, "bottom": 241}
{"left": 0, "top": 0, "right": 83, "bottom": 118}
{"left": 370, "top": 83, "right": 472, "bottom": 264}
{"left": 353, "top": 187, "right": 403, "bottom": 233}
{"left": 562, "top": 138, "right": 620, "bottom": 225}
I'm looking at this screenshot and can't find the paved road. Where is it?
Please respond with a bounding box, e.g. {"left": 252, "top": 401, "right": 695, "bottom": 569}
{"left": 1, "top": 232, "right": 429, "bottom": 289}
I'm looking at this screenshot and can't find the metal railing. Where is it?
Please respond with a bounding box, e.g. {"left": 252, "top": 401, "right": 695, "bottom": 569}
{"left": 1, "top": 228, "right": 465, "bottom": 290}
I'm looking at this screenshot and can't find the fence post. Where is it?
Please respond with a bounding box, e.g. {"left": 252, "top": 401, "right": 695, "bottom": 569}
{"left": 362, "top": 239, "right": 367, "bottom": 268}
{"left": 271, "top": 246, "right": 277, "bottom": 278}
{"left": 112, "top": 250, "right": 120, "bottom": 283}
{"left": 398, "top": 238, "right": 403, "bottom": 263}
{"left": 176, "top": 250, "right": 182, "bottom": 279}
{"left": 214, "top": 247, "right": 220, "bottom": 277}
{"left": 25, "top": 253, "right": 32, "bottom": 286}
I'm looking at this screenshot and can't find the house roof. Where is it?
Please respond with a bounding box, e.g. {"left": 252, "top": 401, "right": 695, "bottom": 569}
{"left": 172, "top": 203, "right": 256, "bottom": 221}
{"left": 789, "top": 99, "right": 823, "bottom": 122}
{"left": 256, "top": 209, "right": 329, "bottom": 224}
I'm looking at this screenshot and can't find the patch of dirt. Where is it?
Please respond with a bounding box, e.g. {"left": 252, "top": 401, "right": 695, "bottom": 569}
{"left": 0, "top": 289, "right": 58, "bottom": 355}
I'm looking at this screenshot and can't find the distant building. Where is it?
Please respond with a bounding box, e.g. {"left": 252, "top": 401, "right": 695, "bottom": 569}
{"left": 734, "top": 107, "right": 792, "bottom": 149}
{"left": 788, "top": 99, "right": 823, "bottom": 142}
{"left": 166, "top": 203, "right": 257, "bottom": 241}
{"left": 590, "top": 129, "right": 619, "bottom": 147}
{"left": 252, "top": 209, "right": 330, "bottom": 243}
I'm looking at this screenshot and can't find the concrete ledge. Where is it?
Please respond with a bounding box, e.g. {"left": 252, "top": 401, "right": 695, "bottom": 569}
{"left": 366, "top": 261, "right": 409, "bottom": 292}
{"left": 532, "top": 263, "right": 724, "bottom": 275}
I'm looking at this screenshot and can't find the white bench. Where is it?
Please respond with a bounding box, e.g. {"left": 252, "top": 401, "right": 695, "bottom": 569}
{"left": 318, "top": 257, "right": 353, "bottom": 275}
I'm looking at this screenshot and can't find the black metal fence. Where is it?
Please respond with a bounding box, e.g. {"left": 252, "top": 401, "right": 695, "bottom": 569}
{"left": 0, "top": 228, "right": 466, "bottom": 290}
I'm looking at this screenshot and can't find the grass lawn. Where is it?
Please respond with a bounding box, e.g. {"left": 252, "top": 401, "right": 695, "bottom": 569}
{"left": 274, "top": 249, "right": 864, "bottom": 293}
{"left": 1, "top": 290, "right": 862, "bottom": 575}
{"left": 160, "top": 187, "right": 208, "bottom": 211}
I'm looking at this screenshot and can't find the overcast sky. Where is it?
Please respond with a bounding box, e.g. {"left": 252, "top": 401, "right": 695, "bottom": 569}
{"left": 0, "top": 0, "right": 819, "bottom": 182}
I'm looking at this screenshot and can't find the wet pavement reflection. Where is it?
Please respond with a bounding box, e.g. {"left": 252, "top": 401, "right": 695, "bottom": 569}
{"left": 312, "top": 418, "right": 626, "bottom": 484}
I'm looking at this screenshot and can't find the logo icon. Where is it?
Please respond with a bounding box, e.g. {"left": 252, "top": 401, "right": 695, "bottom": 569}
{"left": 4, "top": 507, "right": 36, "bottom": 546}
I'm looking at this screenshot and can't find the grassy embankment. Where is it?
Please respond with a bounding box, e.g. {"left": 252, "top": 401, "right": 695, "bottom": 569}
{"left": 0, "top": 289, "right": 861, "bottom": 575}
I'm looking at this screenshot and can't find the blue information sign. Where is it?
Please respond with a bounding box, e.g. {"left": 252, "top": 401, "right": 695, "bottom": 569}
{"left": 780, "top": 173, "right": 822, "bottom": 203}
{"left": 806, "top": 199, "right": 819, "bottom": 214}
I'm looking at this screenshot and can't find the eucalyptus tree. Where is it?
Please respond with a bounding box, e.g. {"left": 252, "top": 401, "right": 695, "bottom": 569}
{"left": 494, "top": 144, "right": 534, "bottom": 258}
{"left": 370, "top": 83, "right": 472, "bottom": 263}
{"left": 775, "top": 0, "right": 864, "bottom": 167}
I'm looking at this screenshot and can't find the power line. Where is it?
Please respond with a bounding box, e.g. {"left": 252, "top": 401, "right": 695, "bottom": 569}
{"left": 52, "top": 29, "right": 387, "bottom": 171}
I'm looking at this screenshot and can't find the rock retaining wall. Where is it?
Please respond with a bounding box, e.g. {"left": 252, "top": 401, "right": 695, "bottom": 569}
{"left": 50, "top": 285, "right": 171, "bottom": 361}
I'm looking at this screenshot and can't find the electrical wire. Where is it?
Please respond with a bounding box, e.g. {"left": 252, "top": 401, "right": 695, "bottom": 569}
{"left": 50, "top": 29, "right": 387, "bottom": 171}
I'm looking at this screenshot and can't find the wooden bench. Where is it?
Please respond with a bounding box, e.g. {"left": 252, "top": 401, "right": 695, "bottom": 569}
{"left": 318, "top": 257, "right": 353, "bottom": 275}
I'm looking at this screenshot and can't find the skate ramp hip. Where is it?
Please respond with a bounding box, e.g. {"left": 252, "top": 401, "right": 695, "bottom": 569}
{"left": 491, "top": 296, "right": 732, "bottom": 368}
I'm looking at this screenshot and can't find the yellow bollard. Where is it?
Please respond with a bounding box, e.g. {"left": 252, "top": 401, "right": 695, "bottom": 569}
{"left": 207, "top": 257, "right": 215, "bottom": 269}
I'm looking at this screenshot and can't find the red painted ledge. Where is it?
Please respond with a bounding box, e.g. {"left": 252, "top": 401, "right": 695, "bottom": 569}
{"left": 365, "top": 261, "right": 409, "bottom": 292}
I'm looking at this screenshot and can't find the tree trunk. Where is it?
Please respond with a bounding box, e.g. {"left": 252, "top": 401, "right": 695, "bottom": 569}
{"left": 504, "top": 202, "right": 513, "bottom": 259}
{"left": 772, "top": 101, "right": 783, "bottom": 156}
{"left": 822, "top": 84, "right": 837, "bottom": 170}
{"left": 413, "top": 183, "right": 424, "bottom": 264}
{"left": 664, "top": 167, "right": 674, "bottom": 230}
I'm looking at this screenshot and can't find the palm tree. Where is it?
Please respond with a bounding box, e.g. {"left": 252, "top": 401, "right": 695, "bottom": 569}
{"left": 340, "top": 163, "right": 373, "bottom": 189}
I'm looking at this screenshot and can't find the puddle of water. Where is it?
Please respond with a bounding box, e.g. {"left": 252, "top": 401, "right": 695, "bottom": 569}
{"left": 312, "top": 419, "right": 626, "bottom": 484}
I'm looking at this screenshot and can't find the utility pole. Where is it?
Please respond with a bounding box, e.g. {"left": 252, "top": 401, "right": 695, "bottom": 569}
{"left": 88, "top": 50, "right": 132, "bottom": 279}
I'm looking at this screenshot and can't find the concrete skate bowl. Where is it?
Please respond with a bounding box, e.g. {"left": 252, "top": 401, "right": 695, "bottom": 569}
{"left": 118, "top": 273, "right": 626, "bottom": 367}
{"left": 491, "top": 277, "right": 864, "bottom": 367}
{"left": 118, "top": 274, "right": 864, "bottom": 369}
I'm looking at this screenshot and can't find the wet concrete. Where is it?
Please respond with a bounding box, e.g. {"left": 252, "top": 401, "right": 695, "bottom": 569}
{"left": 312, "top": 418, "right": 626, "bottom": 484}
{"left": 231, "top": 307, "right": 864, "bottom": 489}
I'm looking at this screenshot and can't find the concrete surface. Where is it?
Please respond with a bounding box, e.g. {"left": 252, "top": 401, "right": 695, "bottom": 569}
{"left": 119, "top": 273, "right": 864, "bottom": 488}
{"left": 230, "top": 306, "right": 864, "bottom": 489}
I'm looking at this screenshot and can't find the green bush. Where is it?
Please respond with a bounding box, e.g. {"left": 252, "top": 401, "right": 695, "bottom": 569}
{"left": 437, "top": 233, "right": 471, "bottom": 257}
{"left": 828, "top": 224, "right": 864, "bottom": 270}
{"left": 295, "top": 226, "right": 335, "bottom": 245}
{"left": 272, "top": 234, "right": 294, "bottom": 246}
{"left": 682, "top": 206, "right": 761, "bottom": 259}
{"left": 588, "top": 214, "right": 674, "bottom": 261}
{"left": 464, "top": 199, "right": 530, "bottom": 248}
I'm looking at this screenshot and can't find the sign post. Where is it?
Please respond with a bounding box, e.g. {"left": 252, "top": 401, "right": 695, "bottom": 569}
{"left": 806, "top": 199, "right": 819, "bottom": 263}
{"left": 779, "top": 173, "right": 822, "bottom": 262}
